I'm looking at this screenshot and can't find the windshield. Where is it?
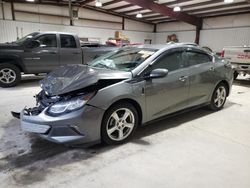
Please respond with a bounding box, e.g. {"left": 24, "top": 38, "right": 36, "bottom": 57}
{"left": 15, "top": 32, "right": 40, "bottom": 44}
{"left": 89, "top": 48, "right": 157, "bottom": 72}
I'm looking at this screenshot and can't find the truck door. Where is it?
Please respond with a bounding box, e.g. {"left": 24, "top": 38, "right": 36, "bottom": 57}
{"left": 23, "top": 34, "right": 59, "bottom": 73}
{"left": 59, "top": 34, "right": 82, "bottom": 66}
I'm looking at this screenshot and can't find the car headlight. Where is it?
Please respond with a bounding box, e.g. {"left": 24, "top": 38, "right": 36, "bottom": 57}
{"left": 48, "top": 93, "right": 95, "bottom": 115}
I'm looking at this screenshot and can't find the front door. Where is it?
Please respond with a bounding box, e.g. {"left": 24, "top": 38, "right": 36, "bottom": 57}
{"left": 23, "top": 34, "right": 59, "bottom": 73}
{"left": 144, "top": 49, "right": 190, "bottom": 121}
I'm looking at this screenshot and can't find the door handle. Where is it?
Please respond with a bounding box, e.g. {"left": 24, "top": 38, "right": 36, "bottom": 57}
{"left": 244, "top": 49, "right": 250, "bottom": 53}
{"left": 209, "top": 67, "right": 215, "bottom": 71}
{"left": 179, "top": 76, "right": 188, "bottom": 82}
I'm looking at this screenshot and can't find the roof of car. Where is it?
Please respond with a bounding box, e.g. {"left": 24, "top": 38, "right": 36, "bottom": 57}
{"left": 129, "top": 43, "right": 200, "bottom": 50}
{"left": 36, "top": 31, "right": 78, "bottom": 35}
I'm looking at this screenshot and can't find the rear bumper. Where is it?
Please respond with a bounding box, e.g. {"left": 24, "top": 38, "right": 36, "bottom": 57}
{"left": 20, "top": 105, "right": 105, "bottom": 145}
{"left": 231, "top": 63, "right": 250, "bottom": 74}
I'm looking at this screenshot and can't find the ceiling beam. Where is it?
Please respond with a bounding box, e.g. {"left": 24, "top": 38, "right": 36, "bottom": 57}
{"left": 121, "top": 8, "right": 145, "bottom": 14}
{"left": 80, "top": 0, "right": 95, "bottom": 4}
{"left": 109, "top": 4, "right": 134, "bottom": 11}
{"left": 185, "top": 2, "right": 248, "bottom": 13}
{"left": 194, "top": 7, "right": 250, "bottom": 17}
{"left": 180, "top": 0, "right": 223, "bottom": 9}
{"left": 161, "top": 0, "right": 192, "bottom": 6}
{"left": 102, "top": 0, "right": 123, "bottom": 7}
{"left": 123, "top": 0, "right": 201, "bottom": 26}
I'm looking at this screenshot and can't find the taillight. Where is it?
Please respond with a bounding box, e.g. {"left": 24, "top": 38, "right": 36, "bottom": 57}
{"left": 221, "top": 50, "right": 225, "bottom": 58}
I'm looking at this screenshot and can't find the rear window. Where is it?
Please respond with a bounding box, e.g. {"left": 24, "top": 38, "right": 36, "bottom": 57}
{"left": 185, "top": 51, "right": 211, "bottom": 66}
{"left": 60, "top": 34, "right": 77, "bottom": 48}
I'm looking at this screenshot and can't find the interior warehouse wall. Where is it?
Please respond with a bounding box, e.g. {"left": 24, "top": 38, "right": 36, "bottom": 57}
{"left": 200, "top": 13, "right": 250, "bottom": 52}
{"left": 0, "top": 2, "right": 155, "bottom": 44}
{"left": 155, "top": 13, "right": 250, "bottom": 52}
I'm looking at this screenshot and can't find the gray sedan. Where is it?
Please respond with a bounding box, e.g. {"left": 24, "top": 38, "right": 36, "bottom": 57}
{"left": 17, "top": 44, "right": 233, "bottom": 145}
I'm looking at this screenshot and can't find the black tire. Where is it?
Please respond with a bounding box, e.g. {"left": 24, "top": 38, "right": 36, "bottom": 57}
{"left": 208, "top": 83, "right": 228, "bottom": 111}
{"left": 101, "top": 102, "right": 139, "bottom": 145}
{"left": 233, "top": 71, "right": 239, "bottom": 80}
{"left": 0, "top": 63, "right": 21, "bottom": 87}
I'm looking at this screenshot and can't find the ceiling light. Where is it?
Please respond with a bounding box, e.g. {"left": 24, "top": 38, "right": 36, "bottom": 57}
{"left": 95, "top": 0, "right": 102, "bottom": 7}
{"left": 224, "top": 0, "right": 234, "bottom": 3}
{"left": 136, "top": 12, "right": 143, "bottom": 18}
{"left": 26, "top": 0, "right": 35, "bottom": 2}
{"left": 173, "top": 6, "right": 181, "bottom": 12}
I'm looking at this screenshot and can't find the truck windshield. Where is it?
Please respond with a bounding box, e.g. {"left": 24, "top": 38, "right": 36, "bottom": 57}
{"left": 15, "top": 32, "right": 40, "bottom": 44}
{"left": 89, "top": 48, "right": 157, "bottom": 72}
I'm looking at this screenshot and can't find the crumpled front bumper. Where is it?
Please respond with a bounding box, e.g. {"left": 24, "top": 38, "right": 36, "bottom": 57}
{"left": 20, "top": 105, "right": 105, "bottom": 145}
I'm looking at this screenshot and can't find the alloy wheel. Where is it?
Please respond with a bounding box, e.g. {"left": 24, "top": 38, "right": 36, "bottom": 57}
{"left": 214, "top": 86, "right": 226, "bottom": 108}
{"left": 106, "top": 108, "right": 135, "bottom": 141}
{"left": 0, "top": 68, "right": 16, "bottom": 84}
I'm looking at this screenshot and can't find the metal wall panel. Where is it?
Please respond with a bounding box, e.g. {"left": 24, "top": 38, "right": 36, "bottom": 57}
{"left": 200, "top": 27, "right": 250, "bottom": 52}
{"left": 0, "top": 20, "right": 155, "bottom": 44}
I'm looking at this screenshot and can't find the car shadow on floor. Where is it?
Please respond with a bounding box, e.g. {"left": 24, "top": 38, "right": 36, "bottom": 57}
{"left": 0, "top": 100, "right": 236, "bottom": 171}
{"left": 234, "top": 76, "right": 250, "bottom": 88}
{"left": 0, "top": 100, "right": 238, "bottom": 185}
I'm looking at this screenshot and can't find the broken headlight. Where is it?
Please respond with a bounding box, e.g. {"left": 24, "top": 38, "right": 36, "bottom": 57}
{"left": 47, "top": 93, "right": 95, "bottom": 115}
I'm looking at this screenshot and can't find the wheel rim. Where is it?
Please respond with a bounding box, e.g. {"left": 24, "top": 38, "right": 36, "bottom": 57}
{"left": 214, "top": 86, "right": 226, "bottom": 108}
{"left": 106, "top": 108, "right": 135, "bottom": 141}
{"left": 0, "top": 68, "right": 16, "bottom": 84}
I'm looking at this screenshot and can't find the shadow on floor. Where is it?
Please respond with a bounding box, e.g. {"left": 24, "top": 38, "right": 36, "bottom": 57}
{"left": 0, "top": 101, "right": 236, "bottom": 177}
{"left": 234, "top": 76, "right": 250, "bottom": 88}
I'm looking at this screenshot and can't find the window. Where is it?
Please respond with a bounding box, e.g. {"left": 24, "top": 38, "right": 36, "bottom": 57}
{"left": 185, "top": 51, "right": 211, "bottom": 66}
{"left": 90, "top": 48, "right": 157, "bottom": 71}
{"left": 149, "top": 51, "right": 184, "bottom": 72}
{"left": 36, "top": 34, "right": 57, "bottom": 47}
{"left": 60, "top": 34, "right": 77, "bottom": 48}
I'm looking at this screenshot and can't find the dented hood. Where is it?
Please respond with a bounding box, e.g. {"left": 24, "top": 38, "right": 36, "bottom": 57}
{"left": 40, "top": 64, "right": 132, "bottom": 96}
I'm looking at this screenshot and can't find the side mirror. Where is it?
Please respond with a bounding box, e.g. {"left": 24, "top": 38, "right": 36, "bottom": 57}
{"left": 145, "top": 68, "right": 168, "bottom": 79}
{"left": 27, "top": 40, "right": 40, "bottom": 48}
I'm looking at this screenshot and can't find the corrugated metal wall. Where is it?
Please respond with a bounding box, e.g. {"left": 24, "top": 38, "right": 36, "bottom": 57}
{"left": 200, "top": 27, "right": 250, "bottom": 52}
{"left": 0, "top": 20, "right": 155, "bottom": 44}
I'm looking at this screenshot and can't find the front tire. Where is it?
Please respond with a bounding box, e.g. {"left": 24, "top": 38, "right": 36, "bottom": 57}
{"left": 101, "top": 102, "right": 139, "bottom": 145}
{"left": 209, "top": 83, "right": 228, "bottom": 111}
{"left": 0, "top": 63, "right": 21, "bottom": 87}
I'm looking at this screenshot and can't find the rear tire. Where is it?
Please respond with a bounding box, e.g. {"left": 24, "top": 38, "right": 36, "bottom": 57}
{"left": 208, "top": 83, "right": 228, "bottom": 111}
{"left": 101, "top": 102, "right": 138, "bottom": 145}
{"left": 0, "top": 63, "right": 21, "bottom": 87}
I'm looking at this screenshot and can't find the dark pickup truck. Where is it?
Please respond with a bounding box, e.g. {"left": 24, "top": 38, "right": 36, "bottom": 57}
{"left": 0, "top": 31, "right": 115, "bottom": 87}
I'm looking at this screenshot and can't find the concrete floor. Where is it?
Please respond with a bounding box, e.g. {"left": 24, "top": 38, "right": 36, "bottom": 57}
{"left": 0, "top": 75, "right": 250, "bottom": 188}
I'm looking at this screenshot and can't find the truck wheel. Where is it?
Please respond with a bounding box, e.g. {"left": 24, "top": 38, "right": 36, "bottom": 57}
{"left": 0, "top": 63, "right": 21, "bottom": 87}
{"left": 233, "top": 71, "right": 239, "bottom": 80}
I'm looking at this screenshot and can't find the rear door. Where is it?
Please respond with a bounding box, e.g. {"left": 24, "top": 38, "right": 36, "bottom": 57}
{"left": 23, "top": 34, "right": 59, "bottom": 73}
{"left": 183, "top": 48, "right": 215, "bottom": 107}
{"left": 59, "top": 34, "right": 82, "bottom": 66}
{"left": 144, "top": 49, "right": 190, "bottom": 121}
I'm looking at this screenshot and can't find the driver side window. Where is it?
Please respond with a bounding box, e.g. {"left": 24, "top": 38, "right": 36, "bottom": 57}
{"left": 36, "top": 34, "right": 57, "bottom": 48}
{"left": 146, "top": 51, "right": 184, "bottom": 74}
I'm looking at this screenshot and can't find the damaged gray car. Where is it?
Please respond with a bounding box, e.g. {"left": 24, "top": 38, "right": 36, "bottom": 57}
{"left": 15, "top": 44, "right": 233, "bottom": 145}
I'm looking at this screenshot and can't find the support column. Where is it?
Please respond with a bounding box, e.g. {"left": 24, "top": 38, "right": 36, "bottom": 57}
{"left": 195, "top": 18, "right": 203, "bottom": 44}
{"left": 69, "top": 0, "right": 73, "bottom": 26}
{"left": 122, "top": 17, "right": 124, "bottom": 30}
{"left": 11, "top": 0, "right": 15, "bottom": 20}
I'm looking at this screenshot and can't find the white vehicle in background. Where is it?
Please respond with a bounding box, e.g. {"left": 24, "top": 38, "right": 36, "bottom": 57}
{"left": 222, "top": 46, "right": 250, "bottom": 80}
